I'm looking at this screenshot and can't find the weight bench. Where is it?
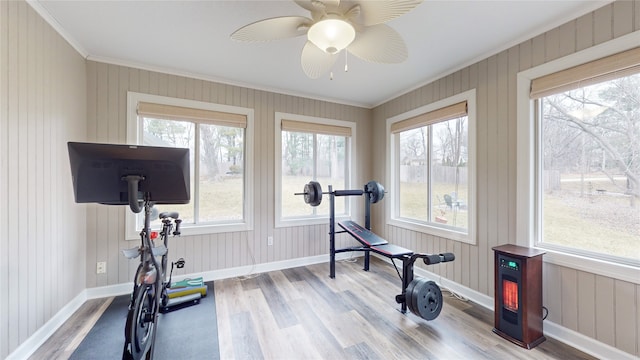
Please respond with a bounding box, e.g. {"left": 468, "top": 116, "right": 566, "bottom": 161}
{"left": 337, "top": 220, "right": 413, "bottom": 268}
{"left": 310, "top": 182, "right": 456, "bottom": 321}
{"left": 334, "top": 220, "right": 455, "bottom": 320}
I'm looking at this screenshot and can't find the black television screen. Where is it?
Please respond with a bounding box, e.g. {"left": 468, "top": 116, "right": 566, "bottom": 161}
{"left": 68, "top": 142, "right": 190, "bottom": 206}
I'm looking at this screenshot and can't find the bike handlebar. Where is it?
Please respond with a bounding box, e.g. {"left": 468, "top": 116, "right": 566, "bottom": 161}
{"left": 174, "top": 219, "right": 182, "bottom": 236}
{"left": 158, "top": 211, "right": 180, "bottom": 220}
{"left": 422, "top": 252, "right": 455, "bottom": 265}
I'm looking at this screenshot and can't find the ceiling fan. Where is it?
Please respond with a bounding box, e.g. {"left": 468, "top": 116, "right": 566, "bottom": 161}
{"left": 230, "top": 0, "right": 423, "bottom": 79}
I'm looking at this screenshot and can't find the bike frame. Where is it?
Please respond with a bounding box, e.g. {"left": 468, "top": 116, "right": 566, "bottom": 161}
{"left": 123, "top": 194, "right": 180, "bottom": 360}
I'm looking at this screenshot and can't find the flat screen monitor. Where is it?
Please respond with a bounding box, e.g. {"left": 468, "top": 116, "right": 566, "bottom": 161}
{"left": 68, "top": 142, "right": 190, "bottom": 206}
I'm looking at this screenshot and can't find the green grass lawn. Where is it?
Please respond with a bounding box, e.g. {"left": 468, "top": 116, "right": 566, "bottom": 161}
{"left": 544, "top": 196, "right": 638, "bottom": 258}
{"left": 399, "top": 181, "right": 469, "bottom": 230}
{"left": 149, "top": 176, "right": 244, "bottom": 226}
{"left": 543, "top": 177, "right": 639, "bottom": 260}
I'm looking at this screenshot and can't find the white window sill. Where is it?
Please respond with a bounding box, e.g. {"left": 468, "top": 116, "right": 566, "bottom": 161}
{"left": 535, "top": 246, "right": 640, "bottom": 284}
{"left": 126, "top": 221, "right": 252, "bottom": 240}
{"left": 275, "top": 214, "right": 350, "bottom": 228}
{"left": 388, "top": 217, "right": 474, "bottom": 245}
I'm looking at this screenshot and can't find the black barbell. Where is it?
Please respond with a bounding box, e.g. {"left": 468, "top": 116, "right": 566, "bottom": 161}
{"left": 295, "top": 180, "right": 385, "bottom": 207}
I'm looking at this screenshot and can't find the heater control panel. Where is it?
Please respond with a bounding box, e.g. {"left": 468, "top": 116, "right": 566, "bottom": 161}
{"left": 500, "top": 258, "right": 519, "bottom": 272}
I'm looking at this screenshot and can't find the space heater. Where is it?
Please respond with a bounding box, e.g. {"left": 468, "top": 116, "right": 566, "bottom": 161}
{"left": 492, "top": 244, "right": 546, "bottom": 349}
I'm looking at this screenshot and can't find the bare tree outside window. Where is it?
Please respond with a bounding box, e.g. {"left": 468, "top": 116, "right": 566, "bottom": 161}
{"left": 398, "top": 116, "right": 469, "bottom": 230}
{"left": 539, "top": 73, "right": 640, "bottom": 262}
{"left": 142, "top": 117, "right": 246, "bottom": 226}
{"left": 281, "top": 131, "right": 348, "bottom": 218}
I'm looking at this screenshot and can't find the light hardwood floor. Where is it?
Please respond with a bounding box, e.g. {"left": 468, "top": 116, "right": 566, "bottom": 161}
{"left": 32, "top": 257, "right": 596, "bottom": 359}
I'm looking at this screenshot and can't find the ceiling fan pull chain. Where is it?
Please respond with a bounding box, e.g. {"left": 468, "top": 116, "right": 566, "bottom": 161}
{"left": 344, "top": 50, "right": 348, "bottom": 72}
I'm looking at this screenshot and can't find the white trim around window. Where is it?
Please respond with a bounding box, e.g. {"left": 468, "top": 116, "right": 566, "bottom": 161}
{"left": 516, "top": 31, "right": 640, "bottom": 284}
{"left": 126, "top": 91, "right": 254, "bottom": 239}
{"left": 274, "top": 112, "right": 357, "bottom": 228}
{"left": 385, "top": 89, "right": 477, "bottom": 244}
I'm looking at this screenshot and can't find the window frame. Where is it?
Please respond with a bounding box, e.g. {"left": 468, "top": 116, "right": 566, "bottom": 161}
{"left": 516, "top": 32, "right": 640, "bottom": 284}
{"left": 275, "top": 112, "right": 357, "bottom": 228}
{"left": 126, "top": 91, "right": 254, "bottom": 240}
{"left": 386, "top": 89, "right": 477, "bottom": 244}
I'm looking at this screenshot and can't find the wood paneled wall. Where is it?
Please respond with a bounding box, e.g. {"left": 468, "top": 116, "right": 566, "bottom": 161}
{"left": 0, "top": 1, "right": 87, "bottom": 357}
{"left": 84, "top": 61, "right": 372, "bottom": 286}
{"left": 371, "top": 1, "right": 639, "bottom": 357}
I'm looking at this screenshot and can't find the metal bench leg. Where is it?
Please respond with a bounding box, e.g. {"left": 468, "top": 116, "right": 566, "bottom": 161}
{"left": 363, "top": 250, "right": 371, "bottom": 271}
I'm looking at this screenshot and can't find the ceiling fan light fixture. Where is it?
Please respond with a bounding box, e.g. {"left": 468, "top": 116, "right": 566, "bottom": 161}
{"left": 307, "top": 17, "right": 355, "bottom": 54}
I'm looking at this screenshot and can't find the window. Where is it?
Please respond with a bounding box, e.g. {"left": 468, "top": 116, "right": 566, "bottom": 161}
{"left": 517, "top": 35, "right": 640, "bottom": 281}
{"left": 275, "top": 112, "right": 355, "bottom": 227}
{"left": 536, "top": 74, "right": 640, "bottom": 265}
{"left": 387, "top": 89, "right": 476, "bottom": 243}
{"left": 126, "top": 92, "right": 254, "bottom": 239}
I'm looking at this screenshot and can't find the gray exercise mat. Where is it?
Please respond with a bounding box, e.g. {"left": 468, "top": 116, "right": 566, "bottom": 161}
{"left": 70, "top": 282, "right": 219, "bottom": 359}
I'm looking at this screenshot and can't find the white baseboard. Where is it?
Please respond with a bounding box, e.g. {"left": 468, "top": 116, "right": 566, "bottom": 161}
{"left": 195, "top": 252, "right": 352, "bottom": 282}
{"left": 8, "top": 252, "right": 353, "bottom": 360}
{"left": 543, "top": 320, "right": 637, "bottom": 360}
{"left": 85, "top": 282, "right": 133, "bottom": 299}
{"left": 412, "top": 266, "right": 495, "bottom": 310}
{"left": 87, "top": 253, "right": 356, "bottom": 299}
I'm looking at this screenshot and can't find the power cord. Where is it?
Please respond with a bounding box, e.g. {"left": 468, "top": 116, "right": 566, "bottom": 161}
{"left": 236, "top": 234, "right": 261, "bottom": 281}
{"left": 341, "top": 251, "right": 359, "bottom": 263}
{"left": 441, "top": 287, "right": 469, "bottom": 302}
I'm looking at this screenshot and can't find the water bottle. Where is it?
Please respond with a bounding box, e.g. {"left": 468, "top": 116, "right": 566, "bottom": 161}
{"left": 137, "top": 261, "right": 157, "bottom": 285}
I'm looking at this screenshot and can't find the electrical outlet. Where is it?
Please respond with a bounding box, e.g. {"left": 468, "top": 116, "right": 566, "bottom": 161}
{"left": 268, "top": 236, "right": 273, "bottom": 246}
{"left": 96, "top": 261, "right": 106, "bottom": 274}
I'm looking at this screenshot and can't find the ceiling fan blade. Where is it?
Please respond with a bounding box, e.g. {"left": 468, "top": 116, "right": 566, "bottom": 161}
{"left": 294, "top": 0, "right": 341, "bottom": 12}
{"left": 301, "top": 41, "right": 338, "bottom": 79}
{"left": 346, "top": 0, "right": 423, "bottom": 26}
{"left": 347, "top": 24, "right": 407, "bottom": 64}
{"left": 230, "top": 16, "right": 312, "bottom": 42}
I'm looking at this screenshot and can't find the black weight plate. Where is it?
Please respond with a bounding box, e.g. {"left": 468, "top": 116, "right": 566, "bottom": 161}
{"left": 409, "top": 278, "right": 431, "bottom": 316}
{"left": 304, "top": 181, "right": 322, "bottom": 207}
{"left": 410, "top": 278, "right": 430, "bottom": 316}
{"left": 405, "top": 278, "right": 424, "bottom": 315}
{"left": 366, "top": 181, "right": 385, "bottom": 204}
{"left": 412, "top": 280, "right": 443, "bottom": 321}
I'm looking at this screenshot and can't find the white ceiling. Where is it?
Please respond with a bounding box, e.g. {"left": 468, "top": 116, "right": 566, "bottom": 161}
{"left": 33, "top": 0, "right": 611, "bottom": 108}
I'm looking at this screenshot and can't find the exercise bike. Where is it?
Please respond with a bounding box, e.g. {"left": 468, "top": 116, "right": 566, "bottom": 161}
{"left": 121, "top": 192, "right": 183, "bottom": 360}
{"left": 67, "top": 142, "right": 193, "bottom": 360}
